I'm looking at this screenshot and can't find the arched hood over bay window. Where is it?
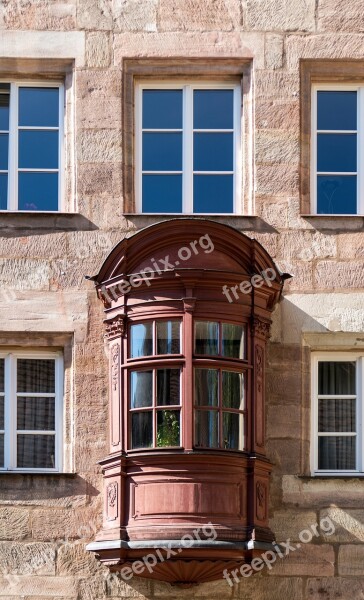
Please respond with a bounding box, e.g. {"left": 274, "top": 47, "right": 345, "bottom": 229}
{"left": 87, "top": 219, "right": 289, "bottom": 585}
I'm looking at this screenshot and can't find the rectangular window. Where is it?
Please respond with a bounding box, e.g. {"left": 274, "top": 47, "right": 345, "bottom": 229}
{"left": 135, "top": 82, "right": 241, "bottom": 214}
{"left": 0, "top": 351, "right": 63, "bottom": 471}
{"left": 0, "top": 82, "right": 63, "bottom": 211}
{"left": 311, "top": 85, "right": 363, "bottom": 215}
{"left": 312, "top": 354, "right": 363, "bottom": 474}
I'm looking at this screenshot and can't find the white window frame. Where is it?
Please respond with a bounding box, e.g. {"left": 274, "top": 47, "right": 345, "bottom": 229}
{"left": 311, "top": 83, "right": 364, "bottom": 215}
{"left": 135, "top": 80, "right": 242, "bottom": 215}
{"left": 0, "top": 350, "right": 64, "bottom": 473}
{"left": 0, "top": 80, "right": 64, "bottom": 212}
{"left": 311, "top": 353, "right": 364, "bottom": 476}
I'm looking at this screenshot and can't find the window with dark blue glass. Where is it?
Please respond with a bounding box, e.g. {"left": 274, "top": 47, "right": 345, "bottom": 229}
{"left": 138, "top": 84, "right": 239, "bottom": 214}
{"left": 0, "top": 83, "right": 62, "bottom": 211}
{"left": 315, "top": 89, "right": 358, "bottom": 215}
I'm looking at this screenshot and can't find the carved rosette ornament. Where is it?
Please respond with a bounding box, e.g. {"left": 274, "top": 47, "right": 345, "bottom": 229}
{"left": 256, "top": 481, "right": 267, "bottom": 521}
{"left": 106, "top": 481, "right": 118, "bottom": 521}
{"left": 252, "top": 317, "right": 271, "bottom": 340}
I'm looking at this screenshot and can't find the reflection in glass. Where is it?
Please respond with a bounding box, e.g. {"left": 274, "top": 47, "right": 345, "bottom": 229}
{"left": 0, "top": 433, "right": 3, "bottom": 467}
{"left": 222, "top": 324, "right": 245, "bottom": 359}
{"left": 17, "top": 359, "right": 55, "bottom": 393}
{"left": 195, "top": 410, "right": 218, "bottom": 448}
{"left": 222, "top": 372, "right": 244, "bottom": 410}
{"left": 318, "top": 362, "right": 356, "bottom": 395}
{"left": 130, "top": 371, "right": 153, "bottom": 408}
{"left": 195, "top": 369, "right": 218, "bottom": 407}
{"left": 317, "top": 175, "right": 357, "bottom": 215}
{"left": 18, "top": 172, "right": 58, "bottom": 211}
{"left": 157, "top": 321, "right": 180, "bottom": 354}
{"left": 0, "top": 358, "right": 3, "bottom": 392}
{"left": 0, "top": 396, "right": 3, "bottom": 430}
{"left": 142, "top": 174, "right": 182, "bottom": 213}
{"left": 0, "top": 174, "right": 7, "bottom": 210}
{"left": 0, "top": 86, "right": 10, "bottom": 130}
{"left": 142, "top": 90, "right": 183, "bottom": 129}
{"left": 19, "top": 87, "right": 59, "bottom": 127}
{"left": 17, "top": 397, "right": 55, "bottom": 431}
{"left": 19, "top": 130, "right": 59, "bottom": 169}
{"left": 223, "top": 412, "right": 244, "bottom": 450}
{"left": 193, "top": 175, "right": 233, "bottom": 213}
{"left": 143, "top": 132, "right": 182, "bottom": 171}
{"left": 195, "top": 321, "right": 218, "bottom": 355}
{"left": 318, "top": 399, "right": 356, "bottom": 432}
{"left": 157, "top": 410, "right": 180, "bottom": 447}
{"left": 317, "top": 91, "right": 357, "bottom": 131}
{"left": 130, "top": 323, "right": 153, "bottom": 358}
{"left": 17, "top": 434, "right": 55, "bottom": 468}
{"left": 0, "top": 134, "right": 8, "bottom": 170}
{"left": 157, "top": 369, "right": 180, "bottom": 406}
{"left": 317, "top": 133, "right": 356, "bottom": 173}
{"left": 193, "top": 90, "right": 234, "bottom": 130}
{"left": 194, "top": 133, "right": 233, "bottom": 171}
{"left": 131, "top": 412, "right": 153, "bottom": 449}
{"left": 318, "top": 436, "right": 356, "bottom": 470}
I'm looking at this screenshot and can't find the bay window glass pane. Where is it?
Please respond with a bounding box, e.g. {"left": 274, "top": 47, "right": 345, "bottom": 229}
{"left": 0, "top": 174, "right": 7, "bottom": 209}
{"left": 222, "top": 324, "right": 245, "bottom": 359}
{"left": 195, "top": 369, "right": 218, "bottom": 407}
{"left": 317, "top": 175, "right": 357, "bottom": 215}
{"left": 193, "top": 175, "right": 233, "bottom": 213}
{"left": 19, "top": 87, "right": 59, "bottom": 127}
{"left": 18, "top": 172, "right": 58, "bottom": 211}
{"left": 223, "top": 412, "right": 244, "bottom": 450}
{"left": 0, "top": 86, "right": 10, "bottom": 130}
{"left": 131, "top": 412, "right": 153, "bottom": 449}
{"left": 17, "top": 434, "right": 55, "bottom": 469}
{"left": 0, "top": 433, "right": 3, "bottom": 467}
{"left": 317, "top": 133, "right": 356, "bottom": 173}
{"left": 19, "top": 130, "right": 58, "bottom": 169}
{"left": 157, "top": 369, "right": 180, "bottom": 406}
{"left": 318, "top": 399, "right": 356, "bottom": 432}
{"left": 318, "top": 436, "right": 356, "bottom": 470}
{"left": 195, "top": 321, "right": 218, "bottom": 355}
{"left": 194, "top": 133, "right": 233, "bottom": 171}
{"left": 195, "top": 410, "right": 218, "bottom": 448}
{"left": 17, "top": 359, "right": 55, "bottom": 393}
{"left": 157, "top": 410, "right": 180, "bottom": 447}
{"left": 17, "top": 397, "right": 55, "bottom": 431}
{"left": 193, "top": 90, "right": 234, "bottom": 129}
{"left": 0, "top": 358, "right": 3, "bottom": 392}
{"left": 130, "top": 322, "right": 153, "bottom": 358}
{"left": 318, "top": 361, "right": 356, "bottom": 395}
{"left": 142, "top": 174, "right": 182, "bottom": 213}
{"left": 130, "top": 371, "right": 153, "bottom": 408}
{"left": 143, "top": 132, "right": 182, "bottom": 171}
{"left": 222, "top": 372, "right": 244, "bottom": 410}
{"left": 317, "top": 91, "right": 357, "bottom": 131}
{"left": 157, "top": 321, "right": 180, "bottom": 354}
{"left": 0, "top": 134, "right": 8, "bottom": 169}
{"left": 142, "top": 90, "right": 183, "bottom": 129}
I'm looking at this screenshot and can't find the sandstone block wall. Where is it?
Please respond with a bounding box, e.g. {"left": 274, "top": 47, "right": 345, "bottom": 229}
{"left": 0, "top": 0, "right": 364, "bottom": 598}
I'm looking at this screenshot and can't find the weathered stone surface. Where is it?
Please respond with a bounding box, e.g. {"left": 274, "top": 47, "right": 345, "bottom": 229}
{"left": 246, "top": 0, "right": 315, "bottom": 31}
{"left": 283, "top": 475, "right": 364, "bottom": 508}
{"left": 255, "top": 71, "right": 300, "bottom": 99}
{"left": 0, "top": 30, "right": 85, "bottom": 65}
{"left": 0, "top": 258, "right": 50, "bottom": 290}
{"left": 57, "top": 542, "right": 102, "bottom": 576}
{"left": 113, "top": 31, "right": 265, "bottom": 68}
{"left": 265, "top": 33, "right": 284, "bottom": 69}
{"left": 0, "top": 509, "right": 30, "bottom": 541}
{"left": 268, "top": 543, "right": 335, "bottom": 576}
{"left": 86, "top": 32, "right": 111, "bottom": 67}
{"left": 266, "top": 404, "right": 301, "bottom": 439}
{"left": 157, "top": 0, "right": 240, "bottom": 32}
{"left": 270, "top": 510, "right": 318, "bottom": 541}
{"left": 0, "top": 475, "right": 88, "bottom": 508}
{"left": 0, "top": 575, "right": 77, "bottom": 596}
{"left": 266, "top": 439, "right": 301, "bottom": 473}
{"left": 337, "top": 232, "right": 364, "bottom": 259}
{"left": 320, "top": 508, "right": 364, "bottom": 543}
{"left": 286, "top": 33, "right": 364, "bottom": 69}
{"left": 0, "top": 0, "right": 76, "bottom": 30}
{"left": 76, "top": 0, "right": 112, "bottom": 30}
{"left": 78, "top": 163, "right": 123, "bottom": 196}
{"left": 314, "top": 260, "right": 364, "bottom": 290}
{"left": 77, "top": 130, "right": 122, "bottom": 163}
{"left": 307, "top": 577, "right": 364, "bottom": 599}
{"left": 318, "top": 0, "right": 364, "bottom": 32}
{"left": 275, "top": 260, "right": 313, "bottom": 290}
{"left": 255, "top": 164, "right": 299, "bottom": 196}
{"left": 338, "top": 545, "right": 364, "bottom": 576}
{"left": 233, "top": 576, "right": 303, "bottom": 600}
{"left": 258, "top": 199, "right": 288, "bottom": 229}
{"left": 76, "top": 69, "right": 122, "bottom": 99}
{"left": 31, "top": 506, "right": 102, "bottom": 541}
{"left": 77, "top": 96, "right": 121, "bottom": 129}
{"left": 0, "top": 233, "right": 67, "bottom": 259}
{"left": 256, "top": 100, "right": 299, "bottom": 130}
{"left": 255, "top": 130, "right": 299, "bottom": 164}
{"left": 114, "top": 0, "right": 158, "bottom": 32}
{"left": 278, "top": 231, "right": 337, "bottom": 260}
{"left": 0, "top": 542, "right": 56, "bottom": 576}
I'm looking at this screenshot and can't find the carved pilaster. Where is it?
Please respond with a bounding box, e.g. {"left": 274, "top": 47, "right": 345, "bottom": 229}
{"left": 110, "top": 341, "right": 121, "bottom": 451}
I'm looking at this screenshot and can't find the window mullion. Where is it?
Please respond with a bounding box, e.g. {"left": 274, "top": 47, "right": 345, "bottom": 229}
{"left": 358, "top": 87, "right": 364, "bottom": 215}
{"left": 183, "top": 85, "right": 193, "bottom": 214}
{"left": 8, "top": 353, "right": 17, "bottom": 469}
{"left": 358, "top": 357, "right": 363, "bottom": 472}
{"left": 311, "top": 87, "right": 318, "bottom": 215}
{"left": 55, "top": 355, "right": 63, "bottom": 472}
{"left": 8, "top": 83, "right": 18, "bottom": 210}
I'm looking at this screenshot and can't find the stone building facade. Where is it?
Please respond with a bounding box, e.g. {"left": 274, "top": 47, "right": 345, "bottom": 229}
{"left": 0, "top": 1, "right": 364, "bottom": 599}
